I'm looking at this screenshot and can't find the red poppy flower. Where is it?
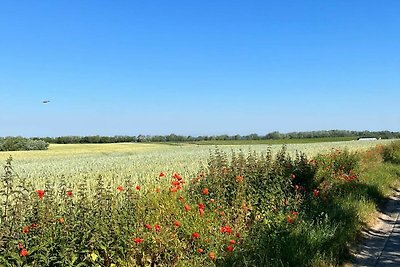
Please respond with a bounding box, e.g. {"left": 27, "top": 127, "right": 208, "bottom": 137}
{"left": 155, "top": 187, "right": 160, "bottom": 193}
{"left": 290, "top": 174, "right": 296, "bottom": 180}
{"left": 117, "top": 186, "right": 124, "bottom": 192}
{"left": 66, "top": 190, "right": 73, "bottom": 197}
{"left": 199, "top": 208, "right": 204, "bottom": 216}
{"left": 145, "top": 224, "right": 152, "bottom": 230}
{"left": 192, "top": 232, "right": 200, "bottom": 239}
{"left": 20, "top": 248, "right": 29, "bottom": 257}
{"left": 209, "top": 252, "right": 215, "bottom": 261}
{"left": 155, "top": 224, "right": 161, "bottom": 232}
{"left": 133, "top": 237, "right": 144, "bottom": 244}
{"left": 235, "top": 233, "right": 240, "bottom": 238}
{"left": 18, "top": 243, "right": 24, "bottom": 249}
{"left": 173, "top": 173, "right": 182, "bottom": 180}
{"left": 197, "top": 248, "right": 204, "bottom": 253}
{"left": 236, "top": 175, "right": 243, "bottom": 182}
{"left": 170, "top": 186, "right": 178, "bottom": 192}
{"left": 22, "top": 226, "right": 30, "bottom": 234}
{"left": 135, "top": 185, "right": 140, "bottom": 191}
{"left": 184, "top": 204, "right": 190, "bottom": 211}
{"left": 287, "top": 215, "right": 294, "bottom": 224}
{"left": 198, "top": 203, "right": 205, "bottom": 210}
{"left": 172, "top": 180, "right": 180, "bottom": 186}
{"left": 313, "top": 189, "right": 319, "bottom": 197}
{"left": 229, "top": 239, "right": 236, "bottom": 244}
{"left": 59, "top": 218, "right": 65, "bottom": 224}
{"left": 220, "top": 225, "right": 232, "bottom": 234}
{"left": 36, "top": 190, "right": 45, "bottom": 200}
{"left": 227, "top": 245, "right": 233, "bottom": 252}
{"left": 174, "top": 221, "right": 181, "bottom": 227}
{"left": 203, "top": 188, "right": 209, "bottom": 195}
{"left": 31, "top": 223, "right": 38, "bottom": 228}
{"left": 159, "top": 172, "right": 165, "bottom": 177}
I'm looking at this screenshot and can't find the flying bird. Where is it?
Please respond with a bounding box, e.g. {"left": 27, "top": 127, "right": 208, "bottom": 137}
{"left": 42, "top": 100, "right": 50, "bottom": 104}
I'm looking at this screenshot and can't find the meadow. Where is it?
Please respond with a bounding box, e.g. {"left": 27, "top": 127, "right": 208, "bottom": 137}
{"left": 1, "top": 139, "right": 399, "bottom": 266}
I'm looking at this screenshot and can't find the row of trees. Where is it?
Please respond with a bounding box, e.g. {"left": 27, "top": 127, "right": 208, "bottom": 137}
{"left": 32, "top": 130, "right": 400, "bottom": 144}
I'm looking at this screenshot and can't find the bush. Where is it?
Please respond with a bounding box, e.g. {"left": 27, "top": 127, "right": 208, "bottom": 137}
{"left": 382, "top": 141, "right": 400, "bottom": 164}
{"left": 0, "top": 137, "right": 49, "bottom": 151}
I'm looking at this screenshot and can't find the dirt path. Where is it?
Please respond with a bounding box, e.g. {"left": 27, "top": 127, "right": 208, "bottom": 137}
{"left": 351, "top": 188, "right": 400, "bottom": 266}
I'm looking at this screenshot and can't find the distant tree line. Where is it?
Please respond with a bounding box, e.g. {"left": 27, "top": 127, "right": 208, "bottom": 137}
{"left": 1, "top": 131, "right": 398, "bottom": 151}
{"left": 0, "top": 137, "right": 49, "bottom": 151}
{"left": 34, "top": 130, "right": 400, "bottom": 144}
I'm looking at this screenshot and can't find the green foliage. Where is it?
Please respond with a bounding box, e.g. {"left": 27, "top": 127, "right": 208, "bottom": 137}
{"left": 382, "top": 140, "right": 400, "bottom": 164}
{"left": 0, "top": 137, "right": 49, "bottom": 151}
{"left": 313, "top": 149, "right": 360, "bottom": 190}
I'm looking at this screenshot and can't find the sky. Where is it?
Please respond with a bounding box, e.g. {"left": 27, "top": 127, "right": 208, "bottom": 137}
{"left": 0, "top": 1, "right": 399, "bottom": 137}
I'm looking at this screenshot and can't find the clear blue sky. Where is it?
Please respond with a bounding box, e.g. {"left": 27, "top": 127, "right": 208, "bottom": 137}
{"left": 1, "top": 1, "right": 399, "bottom": 137}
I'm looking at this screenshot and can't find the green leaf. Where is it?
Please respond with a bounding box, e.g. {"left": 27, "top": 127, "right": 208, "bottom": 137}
{"left": 90, "top": 251, "right": 98, "bottom": 262}
{"left": 76, "top": 262, "right": 89, "bottom": 267}
{"left": 70, "top": 253, "right": 78, "bottom": 265}
{"left": 7, "top": 252, "right": 23, "bottom": 266}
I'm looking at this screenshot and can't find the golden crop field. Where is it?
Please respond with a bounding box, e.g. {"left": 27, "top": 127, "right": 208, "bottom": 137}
{"left": 0, "top": 140, "right": 392, "bottom": 190}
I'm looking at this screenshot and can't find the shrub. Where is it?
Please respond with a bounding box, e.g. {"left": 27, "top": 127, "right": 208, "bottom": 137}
{"left": 0, "top": 137, "right": 49, "bottom": 151}
{"left": 382, "top": 140, "right": 400, "bottom": 164}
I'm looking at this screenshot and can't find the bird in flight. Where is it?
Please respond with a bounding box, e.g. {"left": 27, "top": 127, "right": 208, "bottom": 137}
{"left": 42, "top": 100, "right": 50, "bottom": 104}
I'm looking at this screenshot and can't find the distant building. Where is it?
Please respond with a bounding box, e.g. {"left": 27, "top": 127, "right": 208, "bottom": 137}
{"left": 357, "top": 137, "right": 378, "bottom": 141}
